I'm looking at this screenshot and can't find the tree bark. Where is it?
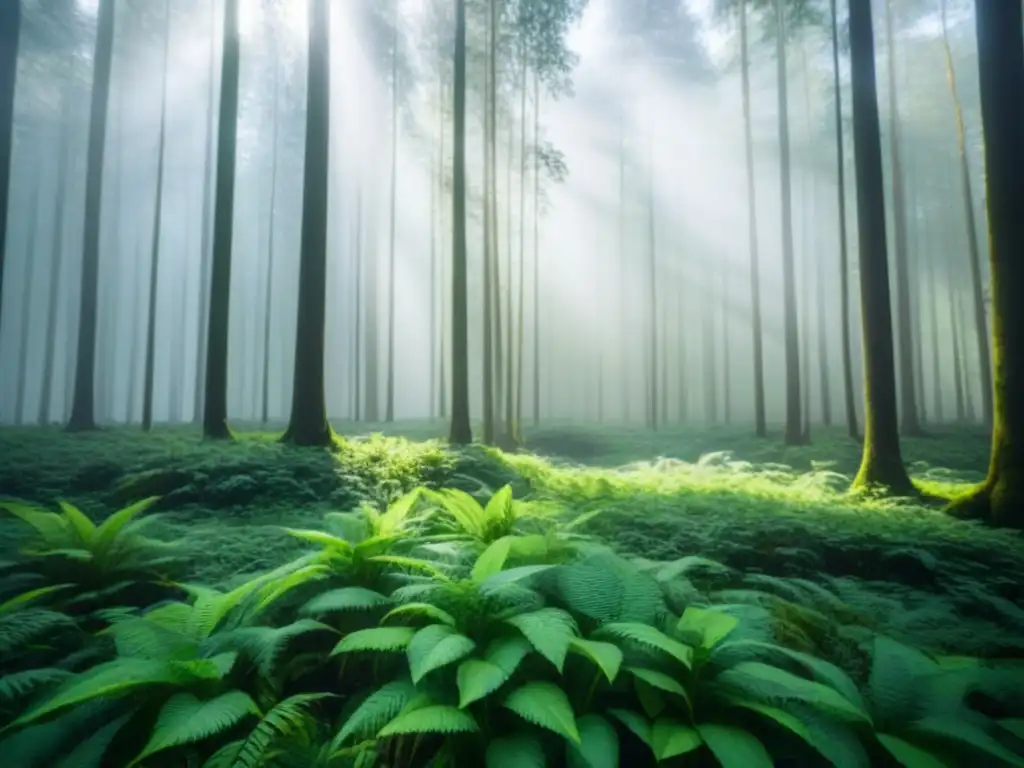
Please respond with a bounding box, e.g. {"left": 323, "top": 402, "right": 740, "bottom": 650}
{"left": 202, "top": 0, "right": 241, "bottom": 439}
{"left": 14, "top": 177, "right": 40, "bottom": 425}
{"left": 481, "top": 0, "right": 496, "bottom": 445}
{"left": 282, "top": 0, "right": 333, "bottom": 447}
{"left": 261, "top": 58, "right": 280, "bottom": 425}
{"left": 0, "top": 0, "right": 20, "bottom": 334}
{"left": 951, "top": 0, "right": 1024, "bottom": 524}
{"left": 848, "top": 0, "right": 914, "bottom": 495}
{"left": 448, "top": 0, "right": 472, "bottom": 445}
{"left": 385, "top": 8, "right": 399, "bottom": 423}
{"left": 67, "top": 0, "right": 116, "bottom": 432}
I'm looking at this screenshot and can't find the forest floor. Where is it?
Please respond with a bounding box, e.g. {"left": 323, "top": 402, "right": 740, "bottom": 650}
{"left": 1, "top": 419, "right": 1022, "bottom": 661}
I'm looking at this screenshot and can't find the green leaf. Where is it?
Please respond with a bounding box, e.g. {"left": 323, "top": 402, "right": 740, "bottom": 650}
{"left": 505, "top": 608, "right": 577, "bottom": 672}
{"left": 697, "top": 723, "right": 772, "bottom": 768}
{"left": 94, "top": 497, "right": 160, "bottom": 549}
{"left": 568, "top": 637, "right": 622, "bottom": 683}
{"left": 485, "top": 636, "right": 533, "bottom": 675}
{"left": 407, "top": 625, "right": 476, "bottom": 684}
{"left": 129, "top": 691, "right": 259, "bottom": 765}
{"left": 568, "top": 714, "right": 619, "bottom": 768}
{"left": 594, "top": 623, "right": 693, "bottom": 670}
{"left": 378, "top": 705, "right": 479, "bottom": 737}
{"left": 233, "top": 693, "right": 332, "bottom": 767}
{"left": 677, "top": 606, "right": 738, "bottom": 650}
{"left": 382, "top": 602, "right": 457, "bottom": 627}
{"left": 376, "top": 488, "right": 423, "bottom": 535}
{"left": 301, "top": 587, "right": 390, "bottom": 616}
{"left": 457, "top": 659, "right": 510, "bottom": 708}
{"left": 367, "top": 554, "right": 451, "bottom": 580}
{"left": 57, "top": 502, "right": 96, "bottom": 545}
{"left": 332, "top": 626, "right": 416, "bottom": 655}
{"left": 480, "top": 565, "right": 555, "bottom": 592}
{"left": 56, "top": 713, "right": 132, "bottom": 768}
{"left": 651, "top": 718, "right": 703, "bottom": 760}
{"left": 433, "top": 489, "right": 488, "bottom": 538}
{"left": 562, "top": 508, "right": 604, "bottom": 531}
{"left": 472, "top": 537, "right": 516, "bottom": 583}
{"left": 715, "top": 662, "right": 869, "bottom": 723}
{"left": 486, "top": 733, "right": 546, "bottom": 768}
{"left": 504, "top": 682, "right": 580, "bottom": 744}
{"left": 0, "top": 584, "right": 72, "bottom": 615}
{"left": 333, "top": 679, "right": 416, "bottom": 747}
{"left": 608, "top": 709, "right": 652, "bottom": 749}
{"left": 876, "top": 733, "right": 951, "bottom": 768}
{"left": 627, "top": 667, "right": 691, "bottom": 708}
{"left": 283, "top": 527, "right": 353, "bottom": 552}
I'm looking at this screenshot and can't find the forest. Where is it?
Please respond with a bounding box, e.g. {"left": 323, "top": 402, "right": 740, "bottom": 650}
{"left": 0, "top": 0, "right": 1022, "bottom": 765}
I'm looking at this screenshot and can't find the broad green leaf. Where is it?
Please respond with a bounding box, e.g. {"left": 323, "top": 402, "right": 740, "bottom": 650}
{"left": 652, "top": 718, "right": 703, "bottom": 760}
{"left": 0, "top": 584, "right": 72, "bottom": 615}
{"left": 57, "top": 502, "right": 96, "bottom": 544}
{"left": 129, "top": 691, "right": 259, "bottom": 765}
{"left": 472, "top": 537, "right": 516, "bottom": 583}
{"left": 595, "top": 623, "right": 693, "bottom": 670}
{"left": 407, "top": 625, "right": 476, "bottom": 683}
{"left": 301, "top": 587, "right": 390, "bottom": 615}
{"left": 569, "top": 637, "right": 622, "bottom": 682}
{"left": 677, "top": 606, "right": 738, "bottom": 650}
{"left": 999, "top": 719, "right": 1024, "bottom": 740}
{"left": 485, "top": 636, "right": 533, "bottom": 675}
{"left": 876, "top": 733, "right": 951, "bottom": 768}
{"left": 627, "top": 667, "right": 690, "bottom": 704}
{"left": 505, "top": 608, "right": 577, "bottom": 672}
{"left": 378, "top": 705, "right": 479, "bottom": 737}
{"left": 282, "top": 528, "right": 353, "bottom": 552}
{"left": 484, "top": 485, "right": 515, "bottom": 525}
{"left": 457, "top": 659, "right": 510, "bottom": 708}
{"left": 382, "top": 602, "right": 457, "bottom": 627}
{"left": 333, "top": 679, "right": 416, "bottom": 747}
{"left": 376, "top": 489, "right": 422, "bottom": 535}
{"left": 608, "top": 709, "right": 652, "bottom": 749}
{"left": 504, "top": 682, "right": 580, "bottom": 744}
{"left": 697, "top": 723, "right": 772, "bottom": 767}
{"left": 715, "top": 662, "right": 869, "bottom": 723}
{"left": 486, "top": 733, "right": 546, "bottom": 768}
{"left": 95, "top": 497, "right": 161, "bottom": 548}
{"left": 568, "top": 714, "right": 619, "bottom": 768}
{"left": 332, "top": 626, "right": 416, "bottom": 655}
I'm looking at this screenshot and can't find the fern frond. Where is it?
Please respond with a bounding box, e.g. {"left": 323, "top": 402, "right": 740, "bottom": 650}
{"left": 407, "top": 625, "right": 476, "bottom": 684}
{"left": 128, "top": 691, "right": 260, "bottom": 765}
{"left": 457, "top": 659, "right": 510, "bottom": 708}
{"left": 593, "top": 623, "right": 693, "bottom": 670}
{"left": 333, "top": 678, "right": 417, "bottom": 747}
{"left": 332, "top": 626, "right": 416, "bottom": 655}
{"left": 375, "top": 488, "right": 423, "bottom": 536}
{"left": 378, "top": 704, "right": 479, "bottom": 737}
{"left": 0, "top": 668, "right": 73, "bottom": 704}
{"left": 381, "top": 602, "right": 457, "bottom": 627}
{"left": 56, "top": 502, "right": 96, "bottom": 545}
{"left": 0, "top": 609, "right": 77, "bottom": 655}
{"left": 233, "top": 693, "right": 334, "bottom": 768}
{"left": 568, "top": 637, "right": 622, "bottom": 683}
{"left": 204, "top": 620, "right": 336, "bottom": 681}
{"left": 504, "top": 608, "right": 578, "bottom": 672}
{"left": 503, "top": 681, "right": 580, "bottom": 744}
{"left": 301, "top": 587, "right": 391, "bottom": 616}
{"left": 696, "top": 723, "right": 773, "bottom": 768}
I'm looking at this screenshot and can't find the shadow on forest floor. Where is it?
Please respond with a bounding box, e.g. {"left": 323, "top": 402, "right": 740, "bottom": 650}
{"left": 0, "top": 419, "right": 1021, "bottom": 660}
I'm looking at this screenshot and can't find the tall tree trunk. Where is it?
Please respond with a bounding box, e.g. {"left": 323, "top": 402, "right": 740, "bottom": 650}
{"left": 14, "top": 178, "right": 40, "bottom": 425}
{"left": 126, "top": 235, "right": 144, "bottom": 423}
{"left": 429, "top": 79, "right": 442, "bottom": 421}
{"left": 385, "top": 11, "right": 399, "bottom": 424}
{"left": 448, "top": 0, "right": 472, "bottom": 445}
{"left": 203, "top": 0, "right": 241, "bottom": 439}
{"left": 531, "top": 71, "right": 541, "bottom": 426}
{"left": 40, "top": 97, "right": 72, "bottom": 426}
{"left": 514, "top": 60, "right": 528, "bottom": 435}
{"left": 282, "top": 0, "right": 332, "bottom": 446}
{"left": 721, "top": 263, "right": 731, "bottom": 425}
{"left": 647, "top": 128, "right": 658, "bottom": 430}
{"left": 883, "top": 0, "right": 922, "bottom": 436}
{"left": 617, "top": 110, "right": 629, "bottom": 424}
{"left": 848, "top": 0, "right": 914, "bottom": 494}
{"left": 940, "top": 0, "right": 992, "bottom": 428}
{"left": 740, "top": 0, "right": 766, "bottom": 437}
{"left": 364, "top": 185, "right": 379, "bottom": 421}
{"left": 0, "top": 0, "right": 20, "bottom": 333}
{"left": 67, "top": 0, "right": 116, "bottom": 432}
{"left": 829, "top": 0, "right": 858, "bottom": 440}
{"left": 926, "top": 224, "right": 944, "bottom": 422}
{"left": 481, "top": 0, "right": 496, "bottom": 445}
{"left": 353, "top": 187, "right": 363, "bottom": 419}
{"left": 953, "top": 0, "right": 1024, "bottom": 525}
{"left": 261, "top": 68, "right": 279, "bottom": 425}
{"left": 774, "top": 0, "right": 803, "bottom": 445}
{"left": 959, "top": 291, "right": 976, "bottom": 422}
{"left": 949, "top": 277, "right": 967, "bottom": 422}
{"left": 142, "top": 2, "right": 171, "bottom": 433}
{"left": 816, "top": 232, "right": 832, "bottom": 427}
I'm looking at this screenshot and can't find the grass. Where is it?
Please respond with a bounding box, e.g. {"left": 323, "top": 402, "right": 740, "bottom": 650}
{"left": 1, "top": 419, "right": 1021, "bottom": 660}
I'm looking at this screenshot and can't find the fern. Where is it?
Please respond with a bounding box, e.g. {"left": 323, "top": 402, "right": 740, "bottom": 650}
{"left": 407, "top": 624, "right": 476, "bottom": 683}
{"left": 332, "top": 626, "right": 417, "bottom": 655}
{"left": 128, "top": 691, "right": 260, "bottom": 765}
{"left": 696, "top": 723, "right": 773, "bottom": 768}
{"left": 568, "top": 637, "right": 622, "bottom": 683}
{"left": 0, "top": 668, "right": 73, "bottom": 704}
{"left": 650, "top": 718, "right": 703, "bottom": 760}
{"left": 378, "top": 704, "right": 479, "bottom": 736}
{"left": 593, "top": 623, "right": 693, "bottom": 670}
{"left": 0, "top": 609, "right": 77, "bottom": 655}
{"left": 232, "top": 693, "right": 334, "bottom": 768}
{"left": 301, "top": 587, "right": 391, "bottom": 616}
{"left": 505, "top": 607, "right": 578, "bottom": 671}
{"left": 456, "top": 659, "right": 510, "bottom": 708}
{"left": 334, "top": 678, "right": 417, "bottom": 747}
{"left": 548, "top": 553, "right": 666, "bottom": 625}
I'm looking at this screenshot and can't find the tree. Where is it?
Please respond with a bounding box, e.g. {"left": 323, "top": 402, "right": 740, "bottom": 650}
{"left": 0, "top": 0, "right": 20, "bottom": 334}
{"left": 949, "top": 0, "right": 1024, "bottom": 526}
{"left": 142, "top": 0, "right": 171, "bottom": 433}
{"left": 203, "top": 0, "right": 242, "bottom": 440}
{"left": 848, "top": 0, "right": 914, "bottom": 495}
{"left": 448, "top": 0, "right": 472, "bottom": 446}
{"left": 829, "top": 0, "right": 859, "bottom": 440}
{"left": 67, "top": 0, "right": 116, "bottom": 432}
{"left": 14, "top": 178, "right": 41, "bottom": 425}
{"left": 282, "top": 0, "right": 333, "bottom": 447}
{"left": 940, "top": 0, "right": 992, "bottom": 428}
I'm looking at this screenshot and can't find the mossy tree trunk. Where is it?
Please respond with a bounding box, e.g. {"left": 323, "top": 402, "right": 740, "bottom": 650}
{"left": 67, "top": 0, "right": 116, "bottom": 432}
{"left": 848, "top": 0, "right": 914, "bottom": 495}
{"left": 0, "top": 0, "right": 20, "bottom": 334}
{"left": 202, "top": 0, "right": 241, "bottom": 440}
{"left": 949, "top": 0, "right": 1024, "bottom": 526}
{"left": 282, "top": 0, "right": 333, "bottom": 448}
{"left": 448, "top": 0, "right": 473, "bottom": 446}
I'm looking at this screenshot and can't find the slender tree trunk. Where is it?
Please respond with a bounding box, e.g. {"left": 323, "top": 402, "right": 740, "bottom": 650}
{"left": 364, "top": 184, "right": 380, "bottom": 422}
{"left": 618, "top": 111, "right": 629, "bottom": 424}
{"left": 940, "top": 0, "right": 992, "bottom": 429}
{"left": 353, "top": 186, "right": 363, "bottom": 419}
{"left": 385, "top": 11, "right": 399, "bottom": 423}
{"left": 959, "top": 291, "right": 977, "bottom": 423}
{"left": 647, "top": 127, "right": 658, "bottom": 430}
{"left": 142, "top": 2, "right": 171, "bottom": 433}
{"left": 0, "top": 0, "right": 20, "bottom": 333}
{"left": 949, "top": 277, "right": 967, "bottom": 422}
{"left": 774, "top": 0, "right": 803, "bottom": 445}
{"left": 816, "top": 231, "right": 832, "bottom": 427}
{"left": 926, "top": 224, "right": 944, "bottom": 422}
{"left": 829, "top": 0, "right": 859, "bottom": 440}
{"left": 740, "top": 0, "right": 766, "bottom": 437}
{"left": 481, "top": 0, "right": 496, "bottom": 445}
{"left": 282, "top": 0, "right": 332, "bottom": 446}
{"left": 126, "top": 235, "right": 144, "bottom": 423}
{"left": 203, "top": 0, "right": 241, "bottom": 439}
{"left": 14, "top": 178, "right": 40, "bottom": 425}
{"left": 261, "top": 66, "right": 279, "bottom": 425}
{"left": 514, "top": 60, "right": 528, "bottom": 436}
{"left": 503, "top": 114, "right": 516, "bottom": 442}
{"left": 721, "top": 264, "right": 731, "bottom": 425}
{"left": 67, "top": 0, "right": 116, "bottom": 432}
{"left": 194, "top": 0, "right": 218, "bottom": 424}
{"left": 882, "top": 0, "right": 922, "bottom": 436}
{"left": 848, "top": 0, "right": 914, "bottom": 494}
{"left": 429, "top": 79, "right": 442, "bottom": 421}
{"left": 952, "top": 0, "right": 1024, "bottom": 525}
{"left": 532, "top": 71, "right": 541, "bottom": 426}
{"left": 448, "top": 0, "right": 472, "bottom": 445}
